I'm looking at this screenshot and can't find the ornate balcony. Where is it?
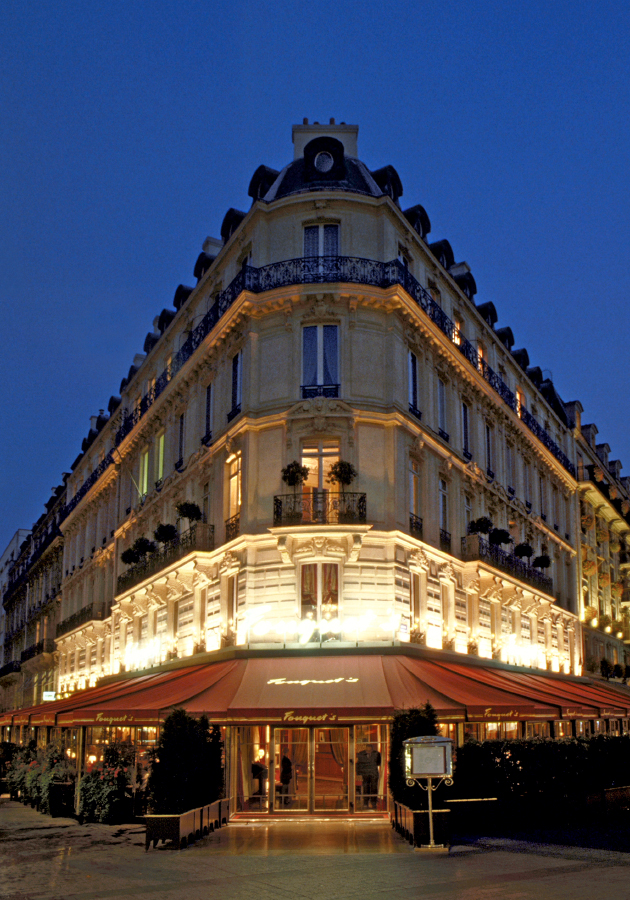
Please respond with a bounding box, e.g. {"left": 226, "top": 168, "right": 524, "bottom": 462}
{"left": 301, "top": 384, "right": 340, "bottom": 399}
{"left": 409, "top": 513, "right": 423, "bottom": 538}
{"left": 274, "top": 492, "right": 367, "bottom": 527}
{"left": 21, "top": 638, "right": 56, "bottom": 664}
{"left": 440, "top": 529, "right": 451, "bottom": 552}
{"left": 116, "top": 524, "right": 214, "bottom": 596}
{"left": 225, "top": 513, "right": 240, "bottom": 542}
{"left": 56, "top": 602, "right": 110, "bottom": 638}
{"left": 461, "top": 534, "right": 553, "bottom": 595}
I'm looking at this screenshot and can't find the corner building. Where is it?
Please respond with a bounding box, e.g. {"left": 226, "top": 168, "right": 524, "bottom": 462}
{"left": 5, "top": 121, "right": 630, "bottom": 817}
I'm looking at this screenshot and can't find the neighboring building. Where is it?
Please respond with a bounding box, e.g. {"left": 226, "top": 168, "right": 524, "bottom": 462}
{"left": 0, "top": 530, "right": 31, "bottom": 689}
{"left": 2, "top": 121, "right": 630, "bottom": 815}
{"left": 567, "top": 403, "right": 630, "bottom": 669}
{"left": 0, "top": 485, "right": 65, "bottom": 711}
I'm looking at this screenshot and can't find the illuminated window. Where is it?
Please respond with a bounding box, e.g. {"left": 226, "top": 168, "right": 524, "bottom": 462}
{"left": 302, "top": 325, "right": 338, "bottom": 389}
{"left": 139, "top": 448, "right": 149, "bottom": 498}
{"left": 453, "top": 316, "right": 462, "bottom": 347}
{"left": 177, "top": 596, "right": 194, "bottom": 637}
{"left": 301, "top": 441, "right": 340, "bottom": 494}
{"left": 516, "top": 388, "right": 526, "bottom": 418}
{"left": 228, "top": 452, "right": 242, "bottom": 517}
{"left": 303, "top": 224, "right": 338, "bottom": 257}
{"left": 410, "top": 573, "right": 420, "bottom": 623}
{"left": 154, "top": 431, "right": 165, "bottom": 484}
{"left": 300, "top": 563, "right": 339, "bottom": 623}
{"left": 227, "top": 575, "right": 238, "bottom": 636}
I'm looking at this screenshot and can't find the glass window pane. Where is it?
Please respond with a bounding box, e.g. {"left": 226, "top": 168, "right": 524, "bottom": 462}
{"left": 302, "top": 327, "right": 318, "bottom": 386}
{"left": 303, "top": 226, "right": 319, "bottom": 257}
{"left": 323, "top": 224, "right": 339, "bottom": 256}
{"left": 301, "top": 565, "right": 317, "bottom": 619}
{"left": 322, "top": 325, "right": 338, "bottom": 384}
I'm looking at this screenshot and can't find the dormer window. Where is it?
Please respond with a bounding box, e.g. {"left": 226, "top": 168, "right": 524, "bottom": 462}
{"left": 314, "top": 151, "right": 334, "bottom": 173}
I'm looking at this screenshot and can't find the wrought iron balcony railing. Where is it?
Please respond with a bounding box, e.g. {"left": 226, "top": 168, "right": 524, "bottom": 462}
{"left": 440, "top": 529, "right": 452, "bottom": 552}
{"left": 274, "top": 492, "right": 367, "bottom": 526}
{"left": 63, "top": 255, "right": 576, "bottom": 523}
{"left": 225, "top": 513, "right": 240, "bottom": 542}
{"left": 461, "top": 534, "right": 553, "bottom": 595}
{"left": 301, "top": 384, "right": 340, "bottom": 399}
{"left": 56, "top": 602, "right": 110, "bottom": 639}
{"left": 409, "top": 513, "right": 423, "bottom": 538}
{"left": 0, "top": 660, "right": 21, "bottom": 679}
{"left": 116, "top": 524, "right": 214, "bottom": 596}
{"left": 21, "top": 638, "right": 56, "bottom": 663}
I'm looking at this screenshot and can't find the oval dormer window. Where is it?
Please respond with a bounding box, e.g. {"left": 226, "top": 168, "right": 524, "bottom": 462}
{"left": 314, "top": 151, "right": 334, "bottom": 173}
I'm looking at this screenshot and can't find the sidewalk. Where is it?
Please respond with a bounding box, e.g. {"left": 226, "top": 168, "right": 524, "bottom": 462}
{"left": 2, "top": 799, "right": 630, "bottom": 900}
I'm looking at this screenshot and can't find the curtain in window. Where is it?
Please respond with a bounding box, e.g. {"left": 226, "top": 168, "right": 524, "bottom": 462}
{"left": 302, "top": 327, "right": 318, "bottom": 385}
{"left": 323, "top": 224, "right": 338, "bottom": 256}
{"left": 322, "top": 563, "right": 338, "bottom": 609}
{"left": 322, "top": 326, "right": 338, "bottom": 384}
{"left": 303, "top": 226, "right": 319, "bottom": 257}
{"left": 301, "top": 565, "right": 317, "bottom": 618}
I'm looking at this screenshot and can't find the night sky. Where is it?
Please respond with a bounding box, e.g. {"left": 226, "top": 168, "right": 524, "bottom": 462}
{"left": 2, "top": 0, "right": 629, "bottom": 552}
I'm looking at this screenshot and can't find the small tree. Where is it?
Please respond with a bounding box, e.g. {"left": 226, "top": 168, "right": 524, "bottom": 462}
{"left": 489, "top": 528, "right": 512, "bottom": 546}
{"left": 514, "top": 542, "right": 534, "bottom": 559}
{"left": 176, "top": 502, "right": 203, "bottom": 525}
{"left": 624, "top": 663, "right": 630, "bottom": 684}
{"left": 612, "top": 663, "right": 624, "bottom": 680}
{"left": 327, "top": 460, "right": 357, "bottom": 494}
{"left": 468, "top": 516, "right": 493, "bottom": 535}
{"left": 281, "top": 460, "right": 310, "bottom": 495}
{"left": 121, "top": 536, "right": 156, "bottom": 566}
{"left": 148, "top": 709, "right": 223, "bottom": 814}
{"left": 154, "top": 523, "right": 179, "bottom": 544}
{"left": 532, "top": 554, "right": 551, "bottom": 569}
{"left": 600, "top": 658, "right": 613, "bottom": 680}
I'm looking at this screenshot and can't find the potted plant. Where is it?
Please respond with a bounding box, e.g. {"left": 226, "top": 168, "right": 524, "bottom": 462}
{"left": 488, "top": 528, "right": 512, "bottom": 546}
{"left": 532, "top": 553, "right": 551, "bottom": 569}
{"left": 600, "top": 657, "right": 613, "bottom": 680}
{"left": 176, "top": 502, "right": 203, "bottom": 526}
{"left": 468, "top": 516, "right": 493, "bottom": 535}
{"left": 154, "top": 523, "right": 179, "bottom": 544}
{"left": 280, "top": 460, "right": 310, "bottom": 520}
{"left": 582, "top": 558, "right": 597, "bottom": 577}
{"left": 327, "top": 461, "right": 359, "bottom": 523}
{"left": 514, "top": 542, "right": 534, "bottom": 560}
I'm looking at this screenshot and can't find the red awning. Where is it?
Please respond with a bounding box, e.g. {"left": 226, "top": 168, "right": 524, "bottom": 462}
{"left": 4, "top": 652, "right": 630, "bottom": 728}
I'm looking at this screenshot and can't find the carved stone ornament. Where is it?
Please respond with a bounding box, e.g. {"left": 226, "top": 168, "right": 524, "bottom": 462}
{"left": 276, "top": 532, "right": 364, "bottom": 566}
{"left": 438, "top": 561, "right": 457, "bottom": 583}
{"left": 463, "top": 577, "right": 481, "bottom": 594}
{"left": 219, "top": 550, "right": 240, "bottom": 573}
{"left": 301, "top": 294, "right": 336, "bottom": 321}
{"left": 408, "top": 549, "right": 430, "bottom": 571}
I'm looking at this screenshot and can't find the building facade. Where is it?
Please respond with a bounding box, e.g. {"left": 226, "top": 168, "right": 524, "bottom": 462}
{"left": 3, "top": 121, "right": 630, "bottom": 815}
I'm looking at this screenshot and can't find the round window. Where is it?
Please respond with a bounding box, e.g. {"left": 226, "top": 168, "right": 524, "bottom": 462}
{"left": 314, "top": 151, "right": 334, "bottom": 173}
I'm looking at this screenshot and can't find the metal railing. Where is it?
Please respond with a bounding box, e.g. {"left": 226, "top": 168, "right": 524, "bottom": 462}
{"left": 274, "top": 492, "right": 367, "bottom": 526}
{"left": 116, "top": 524, "right": 214, "bottom": 596}
{"left": 301, "top": 384, "right": 340, "bottom": 399}
{"left": 0, "top": 660, "right": 21, "bottom": 679}
{"left": 225, "top": 513, "right": 240, "bottom": 542}
{"left": 62, "top": 255, "right": 576, "bottom": 523}
{"left": 440, "top": 529, "right": 452, "bottom": 552}
{"left": 21, "top": 638, "right": 56, "bottom": 663}
{"left": 56, "top": 602, "right": 110, "bottom": 639}
{"left": 461, "top": 534, "right": 553, "bottom": 594}
{"left": 409, "top": 513, "right": 423, "bottom": 538}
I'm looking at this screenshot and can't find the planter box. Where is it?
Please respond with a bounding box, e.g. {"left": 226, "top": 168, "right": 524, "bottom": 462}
{"left": 144, "top": 798, "right": 230, "bottom": 851}
{"left": 392, "top": 800, "right": 450, "bottom": 848}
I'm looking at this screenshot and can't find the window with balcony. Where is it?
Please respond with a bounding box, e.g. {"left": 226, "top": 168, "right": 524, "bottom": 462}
{"left": 228, "top": 352, "right": 242, "bottom": 421}
{"left": 485, "top": 424, "right": 494, "bottom": 478}
{"left": 304, "top": 224, "right": 339, "bottom": 257}
{"left": 506, "top": 444, "right": 514, "bottom": 494}
{"left": 302, "top": 325, "right": 338, "bottom": 398}
{"left": 539, "top": 474, "right": 547, "bottom": 520}
{"left": 437, "top": 378, "right": 448, "bottom": 441}
{"left": 439, "top": 479, "right": 450, "bottom": 550}
{"left": 408, "top": 350, "right": 421, "bottom": 419}
{"left": 516, "top": 387, "right": 526, "bottom": 418}
{"left": 155, "top": 431, "right": 165, "bottom": 486}
{"left": 464, "top": 494, "right": 472, "bottom": 533}
{"left": 203, "top": 383, "right": 213, "bottom": 444}
{"left": 139, "top": 447, "right": 149, "bottom": 499}
{"left": 228, "top": 453, "right": 242, "bottom": 519}
{"left": 462, "top": 402, "right": 471, "bottom": 459}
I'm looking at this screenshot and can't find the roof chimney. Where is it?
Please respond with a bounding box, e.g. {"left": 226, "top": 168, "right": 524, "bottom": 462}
{"left": 292, "top": 121, "right": 359, "bottom": 159}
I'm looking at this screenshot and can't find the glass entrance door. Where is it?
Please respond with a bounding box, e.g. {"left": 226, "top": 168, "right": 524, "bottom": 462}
{"left": 273, "top": 727, "right": 349, "bottom": 813}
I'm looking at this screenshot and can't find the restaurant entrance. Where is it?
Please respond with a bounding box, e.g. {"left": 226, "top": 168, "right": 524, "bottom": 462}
{"left": 234, "top": 724, "right": 388, "bottom": 815}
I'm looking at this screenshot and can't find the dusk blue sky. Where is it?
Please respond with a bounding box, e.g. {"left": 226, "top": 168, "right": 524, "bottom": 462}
{"left": 2, "top": 0, "right": 629, "bottom": 551}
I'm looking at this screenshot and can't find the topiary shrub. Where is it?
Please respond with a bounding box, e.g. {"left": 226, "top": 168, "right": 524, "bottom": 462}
{"left": 489, "top": 528, "right": 512, "bottom": 546}
{"left": 281, "top": 461, "right": 310, "bottom": 494}
{"left": 326, "top": 461, "right": 358, "bottom": 493}
{"left": 514, "top": 542, "right": 534, "bottom": 559}
{"left": 154, "top": 523, "right": 179, "bottom": 544}
{"left": 176, "top": 502, "right": 203, "bottom": 523}
{"left": 148, "top": 708, "right": 223, "bottom": 814}
{"left": 468, "top": 516, "right": 493, "bottom": 535}
{"left": 532, "top": 554, "right": 551, "bottom": 569}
